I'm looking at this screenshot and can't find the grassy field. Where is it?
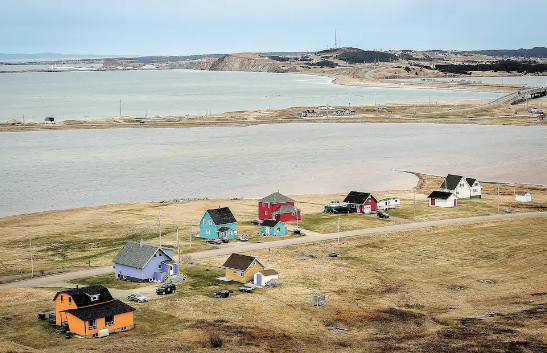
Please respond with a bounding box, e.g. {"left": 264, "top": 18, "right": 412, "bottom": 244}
{"left": 1, "top": 216, "right": 546, "bottom": 352}
{"left": 298, "top": 213, "right": 396, "bottom": 233}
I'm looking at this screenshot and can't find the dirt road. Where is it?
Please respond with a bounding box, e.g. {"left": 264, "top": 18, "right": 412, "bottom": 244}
{"left": 1, "top": 211, "right": 545, "bottom": 290}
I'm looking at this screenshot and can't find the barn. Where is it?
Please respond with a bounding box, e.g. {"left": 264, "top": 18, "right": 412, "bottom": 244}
{"left": 428, "top": 191, "right": 457, "bottom": 208}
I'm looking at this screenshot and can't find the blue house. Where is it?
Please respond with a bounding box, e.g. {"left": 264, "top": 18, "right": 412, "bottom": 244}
{"left": 200, "top": 207, "right": 238, "bottom": 239}
{"left": 112, "top": 241, "right": 185, "bottom": 283}
{"left": 260, "top": 219, "right": 287, "bottom": 236}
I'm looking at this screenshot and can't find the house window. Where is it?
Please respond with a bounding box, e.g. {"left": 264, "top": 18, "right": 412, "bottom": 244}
{"left": 240, "top": 271, "right": 244, "bottom": 277}
{"left": 89, "top": 294, "right": 99, "bottom": 302}
{"left": 233, "top": 270, "right": 237, "bottom": 275}
{"left": 460, "top": 183, "right": 464, "bottom": 187}
{"left": 105, "top": 316, "right": 114, "bottom": 327}
{"left": 154, "top": 253, "right": 157, "bottom": 257}
{"left": 265, "top": 211, "right": 268, "bottom": 215}
{"left": 291, "top": 212, "right": 295, "bottom": 216}
{"left": 60, "top": 295, "right": 64, "bottom": 303}
{"left": 203, "top": 219, "right": 206, "bottom": 225}
{"left": 158, "top": 264, "right": 162, "bottom": 269}
{"left": 158, "top": 252, "right": 162, "bottom": 257}
{"left": 206, "top": 229, "right": 210, "bottom": 235}
{"left": 276, "top": 227, "right": 281, "bottom": 232}
{"left": 89, "top": 320, "right": 97, "bottom": 330}
{"left": 208, "top": 220, "right": 212, "bottom": 225}
{"left": 473, "top": 189, "right": 477, "bottom": 192}
{"left": 68, "top": 297, "right": 72, "bottom": 305}
{"left": 229, "top": 231, "right": 232, "bottom": 235}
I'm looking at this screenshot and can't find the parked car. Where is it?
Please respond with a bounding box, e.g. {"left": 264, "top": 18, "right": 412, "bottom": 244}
{"left": 293, "top": 229, "right": 301, "bottom": 235}
{"left": 127, "top": 293, "right": 148, "bottom": 303}
{"left": 377, "top": 211, "right": 390, "bottom": 219}
{"left": 156, "top": 283, "right": 176, "bottom": 295}
{"left": 250, "top": 219, "right": 263, "bottom": 225}
{"left": 239, "top": 234, "right": 249, "bottom": 242}
{"left": 206, "top": 238, "right": 222, "bottom": 245}
{"left": 214, "top": 290, "right": 234, "bottom": 298}
{"left": 238, "top": 283, "right": 257, "bottom": 293}
{"left": 220, "top": 236, "right": 230, "bottom": 243}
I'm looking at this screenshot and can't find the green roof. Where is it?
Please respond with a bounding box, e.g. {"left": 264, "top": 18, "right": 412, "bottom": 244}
{"left": 441, "top": 174, "right": 463, "bottom": 191}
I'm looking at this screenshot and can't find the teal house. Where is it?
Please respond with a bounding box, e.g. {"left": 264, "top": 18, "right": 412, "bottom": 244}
{"left": 200, "top": 207, "right": 238, "bottom": 239}
{"left": 260, "top": 220, "right": 287, "bottom": 236}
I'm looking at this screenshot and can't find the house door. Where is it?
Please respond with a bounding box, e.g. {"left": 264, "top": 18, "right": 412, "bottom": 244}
{"left": 169, "top": 265, "right": 173, "bottom": 275}
{"left": 255, "top": 273, "right": 262, "bottom": 286}
{"left": 431, "top": 198, "right": 435, "bottom": 206}
{"left": 363, "top": 205, "right": 371, "bottom": 214}
{"left": 454, "top": 199, "right": 457, "bottom": 207}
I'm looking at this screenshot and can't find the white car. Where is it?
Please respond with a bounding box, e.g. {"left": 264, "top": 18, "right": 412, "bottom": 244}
{"left": 127, "top": 293, "right": 148, "bottom": 303}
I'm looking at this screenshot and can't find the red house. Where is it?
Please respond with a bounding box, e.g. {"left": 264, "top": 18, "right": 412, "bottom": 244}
{"left": 343, "top": 191, "right": 378, "bottom": 214}
{"left": 258, "top": 192, "right": 301, "bottom": 222}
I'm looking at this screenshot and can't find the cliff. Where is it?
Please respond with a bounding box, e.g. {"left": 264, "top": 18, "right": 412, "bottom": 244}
{"left": 206, "top": 53, "right": 296, "bottom": 73}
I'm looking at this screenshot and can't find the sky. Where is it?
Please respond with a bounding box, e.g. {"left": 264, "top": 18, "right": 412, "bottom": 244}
{"left": 1, "top": 0, "right": 545, "bottom": 55}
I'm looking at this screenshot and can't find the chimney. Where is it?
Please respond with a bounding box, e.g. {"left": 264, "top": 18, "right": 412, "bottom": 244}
{"left": 76, "top": 284, "right": 78, "bottom": 289}
{"left": 218, "top": 205, "right": 220, "bottom": 209}
{"left": 140, "top": 239, "right": 144, "bottom": 247}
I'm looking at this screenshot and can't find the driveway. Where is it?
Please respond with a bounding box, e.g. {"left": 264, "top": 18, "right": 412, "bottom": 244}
{"left": 1, "top": 211, "right": 546, "bottom": 290}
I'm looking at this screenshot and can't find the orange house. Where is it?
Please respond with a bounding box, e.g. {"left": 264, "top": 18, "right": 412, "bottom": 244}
{"left": 53, "top": 285, "right": 136, "bottom": 338}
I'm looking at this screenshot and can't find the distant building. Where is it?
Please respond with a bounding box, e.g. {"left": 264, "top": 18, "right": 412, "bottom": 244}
{"left": 300, "top": 109, "right": 317, "bottom": 117}
{"left": 113, "top": 241, "right": 183, "bottom": 283}
{"left": 258, "top": 192, "right": 301, "bottom": 222}
{"left": 44, "top": 117, "right": 55, "bottom": 124}
{"left": 260, "top": 219, "right": 287, "bottom": 236}
{"left": 428, "top": 191, "right": 457, "bottom": 208}
{"left": 221, "top": 253, "right": 266, "bottom": 283}
{"left": 200, "top": 207, "right": 238, "bottom": 239}
{"left": 343, "top": 191, "right": 378, "bottom": 214}
{"left": 440, "top": 174, "right": 482, "bottom": 199}
{"left": 515, "top": 192, "right": 532, "bottom": 203}
{"left": 377, "top": 197, "right": 400, "bottom": 210}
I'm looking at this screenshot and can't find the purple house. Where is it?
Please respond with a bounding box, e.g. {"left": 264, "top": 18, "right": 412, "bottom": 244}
{"left": 113, "top": 241, "right": 184, "bottom": 283}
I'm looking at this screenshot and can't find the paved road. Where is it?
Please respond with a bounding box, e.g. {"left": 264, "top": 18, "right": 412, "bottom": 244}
{"left": 1, "top": 211, "right": 546, "bottom": 290}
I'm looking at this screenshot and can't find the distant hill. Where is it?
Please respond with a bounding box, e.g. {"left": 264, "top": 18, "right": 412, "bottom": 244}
{"left": 461, "top": 47, "right": 547, "bottom": 58}
{"left": 0, "top": 53, "right": 112, "bottom": 60}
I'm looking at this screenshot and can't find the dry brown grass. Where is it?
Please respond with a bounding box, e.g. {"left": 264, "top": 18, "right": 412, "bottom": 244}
{"left": 1, "top": 216, "right": 546, "bottom": 352}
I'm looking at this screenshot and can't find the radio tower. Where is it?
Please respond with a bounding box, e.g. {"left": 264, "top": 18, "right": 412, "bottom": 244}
{"left": 334, "top": 30, "right": 338, "bottom": 48}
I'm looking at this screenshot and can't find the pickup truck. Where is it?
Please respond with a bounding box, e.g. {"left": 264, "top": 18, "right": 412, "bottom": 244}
{"left": 156, "top": 283, "right": 176, "bottom": 295}
{"left": 206, "top": 238, "right": 222, "bottom": 245}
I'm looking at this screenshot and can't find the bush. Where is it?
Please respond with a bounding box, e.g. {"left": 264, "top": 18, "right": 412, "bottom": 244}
{"left": 208, "top": 331, "right": 223, "bottom": 348}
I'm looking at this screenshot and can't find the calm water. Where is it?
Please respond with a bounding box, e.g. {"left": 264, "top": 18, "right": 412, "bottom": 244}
{"left": 1, "top": 123, "right": 546, "bottom": 217}
{"left": 0, "top": 70, "right": 498, "bottom": 122}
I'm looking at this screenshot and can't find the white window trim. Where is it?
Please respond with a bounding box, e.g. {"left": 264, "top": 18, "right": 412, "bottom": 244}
{"left": 206, "top": 229, "right": 210, "bottom": 235}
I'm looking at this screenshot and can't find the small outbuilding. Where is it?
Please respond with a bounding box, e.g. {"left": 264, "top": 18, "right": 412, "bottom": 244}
{"left": 44, "top": 117, "right": 55, "bottom": 124}
{"left": 260, "top": 219, "right": 287, "bottom": 236}
{"left": 515, "top": 192, "right": 532, "bottom": 203}
{"left": 377, "top": 197, "right": 400, "bottom": 210}
{"left": 253, "top": 269, "right": 279, "bottom": 286}
{"left": 221, "top": 253, "right": 266, "bottom": 283}
{"left": 428, "top": 191, "right": 457, "bottom": 208}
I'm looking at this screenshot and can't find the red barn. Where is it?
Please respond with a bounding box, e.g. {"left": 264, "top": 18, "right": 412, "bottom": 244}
{"left": 258, "top": 192, "right": 301, "bottom": 222}
{"left": 343, "top": 191, "right": 378, "bottom": 214}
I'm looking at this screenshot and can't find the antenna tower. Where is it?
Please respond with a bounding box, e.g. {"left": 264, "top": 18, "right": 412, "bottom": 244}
{"left": 334, "top": 30, "right": 338, "bottom": 48}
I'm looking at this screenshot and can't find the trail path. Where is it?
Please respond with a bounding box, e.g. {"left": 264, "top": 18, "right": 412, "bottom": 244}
{"left": 1, "top": 211, "right": 545, "bottom": 291}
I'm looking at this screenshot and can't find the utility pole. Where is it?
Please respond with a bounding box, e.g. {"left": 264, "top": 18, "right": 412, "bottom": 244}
{"left": 157, "top": 210, "right": 161, "bottom": 246}
{"left": 497, "top": 184, "right": 500, "bottom": 213}
{"left": 413, "top": 187, "right": 416, "bottom": 219}
{"left": 119, "top": 99, "right": 122, "bottom": 117}
{"left": 337, "top": 213, "right": 340, "bottom": 244}
{"left": 29, "top": 230, "right": 34, "bottom": 278}
{"left": 176, "top": 224, "right": 180, "bottom": 263}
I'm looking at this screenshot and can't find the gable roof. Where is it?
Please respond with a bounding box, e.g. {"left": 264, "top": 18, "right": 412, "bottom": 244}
{"left": 428, "top": 191, "right": 455, "bottom": 200}
{"left": 466, "top": 178, "right": 477, "bottom": 186}
{"left": 207, "top": 207, "right": 237, "bottom": 225}
{"left": 516, "top": 191, "right": 531, "bottom": 196}
{"left": 65, "top": 300, "right": 135, "bottom": 321}
{"left": 343, "top": 191, "right": 377, "bottom": 204}
{"left": 440, "top": 174, "right": 464, "bottom": 190}
{"left": 261, "top": 219, "right": 282, "bottom": 227}
{"left": 112, "top": 242, "right": 173, "bottom": 269}
{"left": 218, "top": 226, "right": 231, "bottom": 232}
{"left": 258, "top": 269, "right": 279, "bottom": 276}
{"left": 258, "top": 192, "right": 294, "bottom": 204}
{"left": 221, "top": 253, "right": 265, "bottom": 271}
{"left": 272, "top": 204, "right": 299, "bottom": 215}
{"left": 53, "top": 285, "right": 113, "bottom": 307}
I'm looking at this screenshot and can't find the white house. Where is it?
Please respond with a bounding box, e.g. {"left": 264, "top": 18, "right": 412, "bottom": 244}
{"left": 515, "top": 192, "right": 532, "bottom": 203}
{"left": 428, "top": 191, "right": 457, "bottom": 208}
{"left": 377, "top": 197, "right": 400, "bottom": 210}
{"left": 440, "top": 174, "right": 482, "bottom": 199}
{"left": 253, "top": 269, "right": 279, "bottom": 286}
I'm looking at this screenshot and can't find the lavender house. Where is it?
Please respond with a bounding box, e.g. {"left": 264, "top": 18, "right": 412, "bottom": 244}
{"left": 113, "top": 241, "right": 184, "bottom": 283}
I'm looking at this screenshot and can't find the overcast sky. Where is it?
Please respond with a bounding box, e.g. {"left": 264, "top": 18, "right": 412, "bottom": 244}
{"left": 1, "top": 0, "right": 545, "bottom": 55}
